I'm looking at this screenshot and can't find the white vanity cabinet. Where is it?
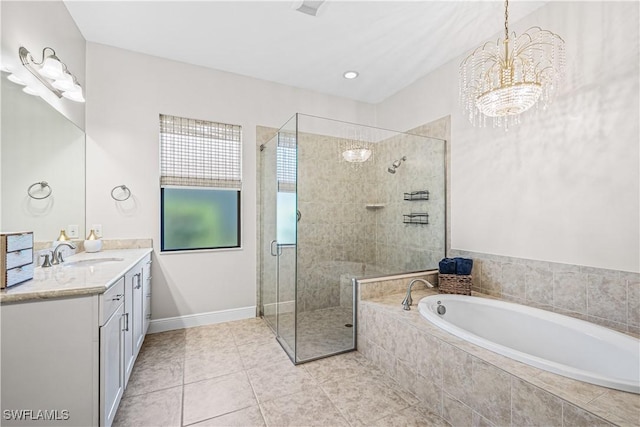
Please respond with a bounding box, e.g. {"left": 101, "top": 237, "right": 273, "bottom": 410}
{"left": 99, "top": 278, "right": 126, "bottom": 427}
{"left": 123, "top": 254, "right": 151, "bottom": 384}
{"left": 0, "top": 249, "right": 152, "bottom": 427}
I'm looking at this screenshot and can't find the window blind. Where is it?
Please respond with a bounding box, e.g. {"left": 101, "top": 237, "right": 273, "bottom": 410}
{"left": 277, "top": 131, "right": 296, "bottom": 193}
{"left": 160, "top": 114, "right": 242, "bottom": 189}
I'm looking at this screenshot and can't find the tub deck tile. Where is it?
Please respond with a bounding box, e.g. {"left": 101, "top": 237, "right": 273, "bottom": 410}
{"left": 358, "top": 289, "right": 639, "bottom": 427}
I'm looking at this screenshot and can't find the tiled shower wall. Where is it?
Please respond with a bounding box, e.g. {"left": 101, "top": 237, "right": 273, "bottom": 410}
{"left": 296, "top": 131, "right": 378, "bottom": 312}
{"left": 257, "top": 117, "right": 448, "bottom": 315}
{"left": 296, "top": 126, "right": 446, "bottom": 312}
{"left": 451, "top": 249, "right": 640, "bottom": 335}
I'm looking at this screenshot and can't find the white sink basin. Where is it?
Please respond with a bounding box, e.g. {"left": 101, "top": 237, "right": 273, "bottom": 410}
{"left": 64, "top": 257, "right": 124, "bottom": 267}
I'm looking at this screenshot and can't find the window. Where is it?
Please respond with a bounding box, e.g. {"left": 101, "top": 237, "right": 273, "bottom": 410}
{"left": 276, "top": 132, "right": 297, "bottom": 245}
{"left": 160, "top": 114, "right": 242, "bottom": 251}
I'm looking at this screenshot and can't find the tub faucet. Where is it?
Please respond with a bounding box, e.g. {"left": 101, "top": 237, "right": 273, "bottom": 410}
{"left": 402, "top": 278, "right": 434, "bottom": 310}
{"left": 51, "top": 241, "right": 77, "bottom": 265}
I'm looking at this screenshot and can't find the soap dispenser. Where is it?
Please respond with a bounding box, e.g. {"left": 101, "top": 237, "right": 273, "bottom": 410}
{"left": 84, "top": 229, "right": 103, "bottom": 253}
{"left": 52, "top": 229, "right": 70, "bottom": 248}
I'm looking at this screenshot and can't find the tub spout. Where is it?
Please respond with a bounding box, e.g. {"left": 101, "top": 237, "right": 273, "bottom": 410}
{"left": 402, "top": 278, "right": 434, "bottom": 310}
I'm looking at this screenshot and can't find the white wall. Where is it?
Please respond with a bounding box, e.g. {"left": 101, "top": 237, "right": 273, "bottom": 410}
{"left": 0, "top": 1, "right": 85, "bottom": 129}
{"left": 85, "top": 43, "right": 376, "bottom": 320}
{"left": 377, "top": 1, "right": 639, "bottom": 273}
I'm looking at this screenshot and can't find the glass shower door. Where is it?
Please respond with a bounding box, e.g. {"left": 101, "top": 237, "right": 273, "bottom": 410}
{"left": 259, "top": 135, "right": 278, "bottom": 332}
{"left": 274, "top": 119, "right": 298, "bottom": 361}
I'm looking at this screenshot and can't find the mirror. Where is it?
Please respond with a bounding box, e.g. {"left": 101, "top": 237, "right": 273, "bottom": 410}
{"left": 1, "top": 77, "right": 85, "bottom": 243}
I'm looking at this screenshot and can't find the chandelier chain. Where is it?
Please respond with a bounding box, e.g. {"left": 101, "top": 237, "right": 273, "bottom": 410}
{"left": 504, "top": 0, "right": 509, "bottom": 40}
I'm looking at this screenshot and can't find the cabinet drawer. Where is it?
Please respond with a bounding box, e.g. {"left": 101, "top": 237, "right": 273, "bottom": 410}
{"left": 100, "top": 277, "right": 125, "bottom": 325}
{"left": 4, "top": 263, "right": 34, "bottom": 287}
{"left": 5, "top": 248, "right": 33, "bottom": 269}
{"left": 5, "top": 233, "right": 33, "bottom": 252}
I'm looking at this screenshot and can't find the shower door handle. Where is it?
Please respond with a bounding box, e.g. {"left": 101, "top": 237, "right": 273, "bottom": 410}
{"left": 270, "top": 240, "right": 279, "bottom": 257}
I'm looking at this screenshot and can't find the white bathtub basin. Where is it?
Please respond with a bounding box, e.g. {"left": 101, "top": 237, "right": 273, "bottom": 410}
{"left": 418, "top": 294, "right": 640, "bottom": 394}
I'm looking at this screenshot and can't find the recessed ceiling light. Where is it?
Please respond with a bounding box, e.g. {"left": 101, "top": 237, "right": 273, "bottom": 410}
{"left": 343, "top": 71, "right": 359, "bottom": 80}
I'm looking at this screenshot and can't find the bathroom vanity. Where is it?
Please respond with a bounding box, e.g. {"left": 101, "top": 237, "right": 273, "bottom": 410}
{"left": 0, "top": 248, "right": 152, "bottom": 427}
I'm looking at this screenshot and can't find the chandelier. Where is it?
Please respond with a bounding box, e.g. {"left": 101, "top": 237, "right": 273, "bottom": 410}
{"left": 341, "top": 128, "right": 372, "bottom": 164}
{"left": 459, "top": 0, "right": 565, "bottom": 128}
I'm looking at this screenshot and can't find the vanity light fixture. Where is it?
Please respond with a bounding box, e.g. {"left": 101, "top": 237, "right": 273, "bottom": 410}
{"left": 18, "top": 46, "right": 85, "bottom": 103}
{"left": 343, "top": 70, "right": 359, "bottom": 79}
{"left": 459, "top": 0, "right": 565, "bottom": 129}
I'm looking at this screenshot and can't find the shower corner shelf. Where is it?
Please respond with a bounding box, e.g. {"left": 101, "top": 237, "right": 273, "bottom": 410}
{"left": 404, "top": 190, "right": 429, "bottom": 201}
{"left": 403, "top": 213, "right": 429, "bottom": 225}
{"left": 365, "top": 203, "right": 385, "bottom": 210}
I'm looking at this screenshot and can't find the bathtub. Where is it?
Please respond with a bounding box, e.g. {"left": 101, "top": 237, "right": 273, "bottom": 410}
{"left": 418, "top": 294, "right": 640, "bottom": 394}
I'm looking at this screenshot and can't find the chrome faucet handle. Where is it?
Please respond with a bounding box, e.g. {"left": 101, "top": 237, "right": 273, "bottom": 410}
{"left": 50, "top": 250, "right": 59, "bottom": 265}
{"left": 40, "top": 253, "right": 52, "bottom": 268}
{"left": 56, "top": 251, "right": 65, "bottom": 263}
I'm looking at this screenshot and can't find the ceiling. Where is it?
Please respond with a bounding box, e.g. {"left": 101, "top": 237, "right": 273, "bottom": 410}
{"left": 64, "top": 1, "right": 546, "bottom": 104}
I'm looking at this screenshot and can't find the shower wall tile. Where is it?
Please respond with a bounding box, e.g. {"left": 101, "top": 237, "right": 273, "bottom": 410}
{"left": 449, "top": 249, "right": 639, "bottom": 334}
{"left": 587, "top": 273, "right": 627, "bottom": 324}
{"left": 501, "top": 262, "right": 526, "bottom": 299}
{"left": 470, "top": 359, "right": 511, "bottom": 426}
{"left": 440, "top": 342, "right": 473, "bottom": 403}
{"left": 553, "top": 271, "right": 588, "bottom": 313}
{"left": 442, "top": 393, "right": 473, "bottom": 427}
{"left": 562, "top": 402, "right": 616, "bottom": 427}
{"left": 628, "top": 281, "right": 640, "bottom": 327}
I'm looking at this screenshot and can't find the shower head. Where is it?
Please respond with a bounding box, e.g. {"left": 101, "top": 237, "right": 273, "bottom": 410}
{"left": 387, "top": 156, "right": 406, "bottom": 174}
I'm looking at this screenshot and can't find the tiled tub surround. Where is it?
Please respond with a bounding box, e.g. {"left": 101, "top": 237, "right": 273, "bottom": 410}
{"left": 451, "top": 250, "right": 640, "bottom": 336}
{"left": 357, "top": 282, "right": 640, "bottom": 426}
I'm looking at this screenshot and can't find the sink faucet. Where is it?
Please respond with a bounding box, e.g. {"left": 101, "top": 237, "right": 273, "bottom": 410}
{"left": 51, "top": 241, "right": 77, "bottom": 265}
{"left": 401, "top": 278, "right": 434, "bottom": 310}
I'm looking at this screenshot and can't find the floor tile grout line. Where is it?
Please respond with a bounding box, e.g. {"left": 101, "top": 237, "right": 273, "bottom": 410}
{"left": 315, "top": 379, "right": 357, "bottom": 427}
{"left": 180, "top": 332, "right": 187, "bottom": 427}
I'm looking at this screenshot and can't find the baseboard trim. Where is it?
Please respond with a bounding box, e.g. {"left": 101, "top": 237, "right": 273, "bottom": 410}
{"left": 147, "top": 305, "right": 256, "bottom": 333}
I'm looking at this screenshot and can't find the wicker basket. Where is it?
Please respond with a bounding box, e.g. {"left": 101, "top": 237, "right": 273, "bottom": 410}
{"left": 438, "top": 274, "right": 472, "bottom": 295}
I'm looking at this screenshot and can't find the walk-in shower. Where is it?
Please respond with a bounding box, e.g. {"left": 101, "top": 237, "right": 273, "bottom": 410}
{"left": 258, "top": 113, "right": 446, "bottom": 363}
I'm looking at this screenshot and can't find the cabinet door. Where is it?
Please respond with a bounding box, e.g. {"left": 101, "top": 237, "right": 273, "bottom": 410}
{"left": 132, "top": 268, "right": 144, "bottom": 354}
{"left": 143, "top": 257, "right": 152, "bottom": 334}
{"left": 123, "top": 268, "right": 136, "bottom": 384}
{"left": 100, "top": 304, "right": 125, "bottom": 427}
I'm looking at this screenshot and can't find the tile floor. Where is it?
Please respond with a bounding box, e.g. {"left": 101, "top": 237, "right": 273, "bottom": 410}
{"left": 113, "top": 317, "right": 450, "bottom": 427}
{"left": 269, "top": 306, "right": 355, "bottom": 362}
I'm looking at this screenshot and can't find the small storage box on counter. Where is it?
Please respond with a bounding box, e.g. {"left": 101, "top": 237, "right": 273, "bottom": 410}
{"left": 1, "top": 231, "right": 34, "bottom": 288}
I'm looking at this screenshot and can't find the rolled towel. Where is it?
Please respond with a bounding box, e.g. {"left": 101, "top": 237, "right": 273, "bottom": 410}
{"left": 454, "top": 257, "right": 473, "bottom": 275}
{"left": 438, "top": 258, "right": 457, "bottom": 274}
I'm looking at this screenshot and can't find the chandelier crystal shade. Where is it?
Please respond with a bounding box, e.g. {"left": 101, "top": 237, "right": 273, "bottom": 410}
{"left": 459, "top": 0, "right": 565, "bottom": 128}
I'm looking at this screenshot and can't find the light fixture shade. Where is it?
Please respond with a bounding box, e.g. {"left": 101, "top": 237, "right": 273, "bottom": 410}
{"left": 7, "top": 74, "right": 27, "bottom": 85}
{"left": 342, "top": 148, "right": 372, "bottom": 163}
{"left": 52, "top": 72, "right": 75, "bottom": 92}
{"left": 459, "top": 2, "right": 565, "bottom": 128}
{"left": 62, "top": 87, "right": 85, "bottom": 103}
{"left": 476, "top": 83, "right": 543, "bottom": 117}
{"left": 22, "top": 86, "right": 40, "bottom": 96}
{"left": 38, "top": 55, "right": 64, "bottom": 80}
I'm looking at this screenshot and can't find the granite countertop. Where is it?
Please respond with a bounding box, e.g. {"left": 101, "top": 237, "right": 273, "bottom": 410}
{"left": 0, "top": 248, "right": 152, "bottom": 304}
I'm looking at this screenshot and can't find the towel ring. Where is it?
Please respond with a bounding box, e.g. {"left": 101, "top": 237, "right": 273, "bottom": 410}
{"left": 27, "top": 181, "right": 52, "bottom": 200}
{"left": 111, "top": 185, "right": 131, "bottom": 201}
